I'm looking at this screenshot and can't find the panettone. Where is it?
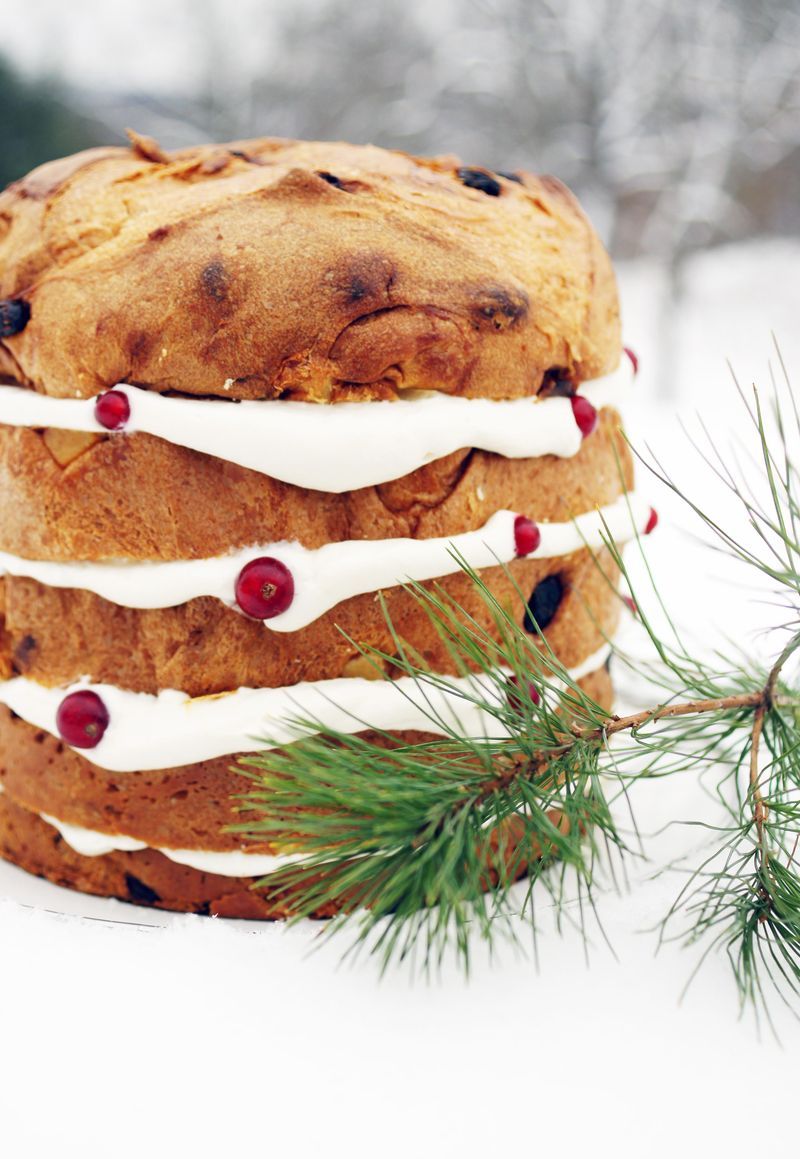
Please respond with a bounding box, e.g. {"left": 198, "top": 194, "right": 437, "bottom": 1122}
{"left": 0, "top": 134, "right": 645, "bottom": 916}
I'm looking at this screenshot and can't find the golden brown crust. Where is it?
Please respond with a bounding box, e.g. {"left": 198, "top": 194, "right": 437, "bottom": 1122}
{"left": 0, "top": 789, "right": 485, "bottom": 920}
{"left": 0, "top": 665, "right": 613, "bottom": 919}
{"left": 0, "top": 137, "right": 619, "bottom": 402}
{"left": 0, "top": 408, "right": 630, "bottom": 560}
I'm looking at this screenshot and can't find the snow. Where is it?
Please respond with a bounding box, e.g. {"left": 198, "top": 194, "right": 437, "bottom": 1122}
{"left": 621, "top": 239, "right": 800, "bottom": 407}
{"left": 619, "top": 239, "right": 800, "bottom": 651}
{"left": 3, "top": 239, "right": 800, "bottom": 1155}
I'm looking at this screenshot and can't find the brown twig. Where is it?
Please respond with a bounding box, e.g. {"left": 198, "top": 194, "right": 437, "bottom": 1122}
{"left": 748, "top": 632, "right": 800, "bottom": 856}
{"left": 450, "top": 638, "right": 800, "bottom": 859}
{"left": 490, "top": 690, "right": 770, "bottom": 803}
{"left": 750, "top": 703, "right": 768, "bottom": 838}
{"left": 573, "top": 631, "right": 800, "bottom": 865}
{"left": 745, "top": 637, "right": 800, "bottom": 861}
{"left": 578, "top": 690, "right": 764, "bottom": 743}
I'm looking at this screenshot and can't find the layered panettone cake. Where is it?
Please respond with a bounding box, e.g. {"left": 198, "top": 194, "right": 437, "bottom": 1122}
{"left": 0, "top": 133, "right": 650, "bottom": 917}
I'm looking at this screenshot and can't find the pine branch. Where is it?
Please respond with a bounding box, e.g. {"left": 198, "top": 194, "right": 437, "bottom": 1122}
{"left": 235, "top": 647, "right": 797, "bottom": 973}
{"left": 233, "top": 343, "right": 800, "bottom": 1016}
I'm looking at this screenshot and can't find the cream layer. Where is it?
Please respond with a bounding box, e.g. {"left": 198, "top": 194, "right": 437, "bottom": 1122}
{"left": 0, "top": 360, "right": 632, "bottom": 492}
{"left": 0, "top": 785, "right": 286, "bottom": 877}
{"left": 0, "top": 640, "right": 612, "bottom": 875}
{"left": 43, "top": 813, "right": 287, "bottom": 878}
{"left": 0, "top": 643, "right": 611, "bottom": 773}
{"left": 0, "top": 492, "right": 648, "bottom": 631}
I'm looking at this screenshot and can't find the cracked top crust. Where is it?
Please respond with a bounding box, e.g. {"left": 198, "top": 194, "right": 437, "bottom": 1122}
{"left": 0, "top": 133, "right": 620, "bottom": 401}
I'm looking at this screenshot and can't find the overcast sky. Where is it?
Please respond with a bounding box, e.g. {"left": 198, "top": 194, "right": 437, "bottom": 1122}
{"left": 1, "top": 0, "right": 281, "bottom": 93}
{"left": 1, "top": 0, "right": 458, "bottom": 96}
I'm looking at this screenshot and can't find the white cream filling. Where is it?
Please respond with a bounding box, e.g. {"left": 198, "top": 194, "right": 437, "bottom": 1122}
{"left": 43, "top": 815, "right": 286, "bottom": 878}
{"left": 0, "top": 642, "right": 611, "bottom": 876}
{"left": 0, "top": 492, "right": 649, "bottom": 631}
{"left": 0, "top": 785, "right": 285, "bottom": 877}
{"left": 0, "top": 642, "right": 610, "bottom": 774}
{"left": 0, "top": 361, "right": 631, "bottom": 492}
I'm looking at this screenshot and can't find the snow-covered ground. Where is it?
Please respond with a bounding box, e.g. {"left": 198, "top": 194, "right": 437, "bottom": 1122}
{"left": 611, "top": 239, "right": 800, "bottom": 1006}
{"left": 619, "top": 239, "right": 800, "bottom": 654}
{"left": 621, "top": 239, "right": 800, "bottom": 408}
{"left": 2, "top": 239, "right": 800, "bottom": 1157}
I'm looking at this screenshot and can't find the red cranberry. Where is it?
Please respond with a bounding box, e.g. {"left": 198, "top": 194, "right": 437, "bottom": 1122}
{"left": 235, "top": 557, "right": 295, "bottom": 619}
{"left": 644, "top": 507, "right": 659, "bottom": 535}
{"left": 94, "top": 389, "right": 131, "bottom": 430}
{"left": 514, "top": 515, "right": 541, "bottom": 557}
{"left": 624, "top": 346, "right": 639, "bottom": 376}
{"left": 571, "top": 395, "right": 597, "bottom": 439}
{"left": 507, "top": 675, "right": 541, "bottom": 709}
{"left": 56, "top": 690, "right": 110, "bottom": 749}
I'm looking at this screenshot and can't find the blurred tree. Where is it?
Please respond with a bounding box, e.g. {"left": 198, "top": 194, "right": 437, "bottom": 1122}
{"left": 433, "top": 0, "right": 800, "bottom": 262}
{"left": 199, "top": 0, "right": 441, "bottom": 152}
{"left": 5, "top": 0, "right": 798, "bottom": 275}
{"left": 0, "top": 56, "right": 105, "bottom": 187}
{"left": 172, "top": 0, "right": 800, "bottom": 265}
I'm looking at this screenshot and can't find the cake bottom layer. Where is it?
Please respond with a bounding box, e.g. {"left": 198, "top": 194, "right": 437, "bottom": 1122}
{"left": 0, "top": 791, "right": 305, "bottom": 919}
{"left": 0, "top": 665, "right": 613, "bottom": 919}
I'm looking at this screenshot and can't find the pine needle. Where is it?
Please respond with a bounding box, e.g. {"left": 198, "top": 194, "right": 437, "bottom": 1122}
{"left": 232, "top": 351, "right": 800, "bottom": 1017}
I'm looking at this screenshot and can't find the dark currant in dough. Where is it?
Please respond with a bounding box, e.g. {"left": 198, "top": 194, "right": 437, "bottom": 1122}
{"left": 316, "top": 171, "right": 346, "bottom": 189}
{"left": 0, "top": 298, "right": 30, "bottom": 337}
{"left": 125, "top": 874, "right": 162, "bottom": 905}
{"left": 523, "top": 575, "right": 565, "bottom": 633}
{"left": 457, "top": 167, "right": 502, "bottom": 196}
{"left": 538, "top": 368, "right": 576, "bottom": 398}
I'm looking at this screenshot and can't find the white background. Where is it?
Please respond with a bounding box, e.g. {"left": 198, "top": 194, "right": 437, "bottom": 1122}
{"left": 2, "top": 246, "right": 800, "bottom": 1156}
